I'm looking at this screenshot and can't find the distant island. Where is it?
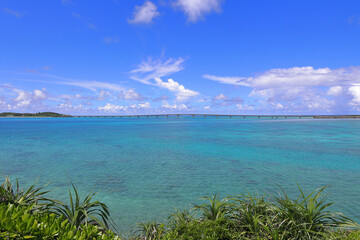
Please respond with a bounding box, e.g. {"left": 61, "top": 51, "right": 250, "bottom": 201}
{"left": 0, "top": 112, "right": 72, "bottom": 117}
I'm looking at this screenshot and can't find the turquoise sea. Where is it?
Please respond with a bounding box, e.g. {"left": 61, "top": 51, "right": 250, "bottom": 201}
{"left": 0, "top": 117, "right": 360, "bottom": 231}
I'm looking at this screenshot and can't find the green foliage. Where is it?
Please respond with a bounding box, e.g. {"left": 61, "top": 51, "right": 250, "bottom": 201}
{"left": 1, "top": 176, "right": 359, "bottom": 240}
{"left": 164, "top": 219, "right": 241, "bottom": 240}
{"left": 193, "top": 194, "right": 232, "bottom": 221}
{"left": 0, "top": 112, "right": 72, "bottom": 117}
{"left": 137, "top": 186, "right": 359, "bottom": 240}
{"left": 46, "top": 183, "right": 114, "bottom": 230}
{"left": 0, "top": 176, "right": 50, "bottom": 211}
{"left": 168, "top": 209, "right": 194, "bottom": 230}
{"left": 0, "top": 203, "right": 121, "bottom": 239}
{"left": 135, "top": 220, "right": 165, "bottom": 240}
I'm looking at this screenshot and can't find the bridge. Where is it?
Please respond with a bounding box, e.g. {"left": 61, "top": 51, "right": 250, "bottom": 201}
{"left": 72, "top": 114, "right": 360, "bottom": 119}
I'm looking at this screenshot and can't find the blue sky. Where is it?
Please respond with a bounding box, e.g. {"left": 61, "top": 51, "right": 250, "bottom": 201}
{"left": 1, "top": 0, "right": 360, "bottom": 115}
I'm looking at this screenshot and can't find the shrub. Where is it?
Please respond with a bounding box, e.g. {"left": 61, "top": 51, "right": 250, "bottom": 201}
{"left": 0, "top": 203, "right": 121, "bottom": 239}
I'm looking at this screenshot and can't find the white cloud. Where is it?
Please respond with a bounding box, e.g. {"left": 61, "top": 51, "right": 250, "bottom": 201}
{"left": 2, "top": 8, "right": 23, "bottom": 18}
{"left": 173, "top": 0, "right": 223, "bottom": 22}
{"left": 162, "top": 101, "right": 188, "bottom": 110}
{"left": 131, "top": 57, "right": 199, "bottom": 101}
{"left": 237, "top": 104, "right": 254, "bottom": 111}
{"left": 98, "top": 103, "right": 126, "bottom": 112}
{"left": 118, "top": 89, "right": 144, "bottom": 101}
{"left": 131, "top": 57, "right": 184, "bottom": 84}
{"left": 204, "top": 106, "right": 210, "bottom": 110}
{"left": 213, "top": 93, "right": 228, "bottom": 100}
{"left": 206, "top": 66, "right": 360, "bottom": 112}
{"left": 327, "top": 86, "right": 343, "bottom": 96}
{"left": 98, "top": 90, "right": 112, "bottom": 101}
{"left": 128, "top": 1, "right": 160, "bottom": 24}
{"left": 13, "top": 88, "right": 47, "bottom": 108}
{"left": 138, "top": 102, "right": 151, "bottom": 109}
{"left": 103, "top": 36, "right": 119, "bottom": 44}
{"left": 98, "top": 102, "right": 151, "bottom": 113}
{"left": 23, "top": 73, "right": 127, "bottom": 93}
{"left": 349, "top": 86, "right": 360, "bottom": 106}
{"left": 33, "top": 89, "right": 47, "bottom": 100}
{"left": 203, "top": 75, "right": 249, "bottom": 86}
{"left": 154, "top": 78, "right": 198, "bottom": 101}
{"left": 205, "top": 66, "right": 360, "bottom": 89}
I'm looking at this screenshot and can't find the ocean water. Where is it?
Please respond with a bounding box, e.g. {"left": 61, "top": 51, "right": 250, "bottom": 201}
{"left": 0, "top": 117, "right": 360, "bottom": 232}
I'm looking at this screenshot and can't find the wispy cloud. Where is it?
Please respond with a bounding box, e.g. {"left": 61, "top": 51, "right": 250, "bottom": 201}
{"left": 131, "top": 57, "right": 184, "bottom": 84}
{"left": 128, "top": 1, "right": 160, "bottom": 24}
{"left": 2, "top": 8, "right": 23, "bottom": 18}
{"left": 61, "top": 0, "right": 74, "bottom": 6}
{"left": 103, "top": 36, "right": 119, "bottom": 44}
{"left": 71, "top": 12, "right": 97, "bottom": 29}
{"left": 17, "top": 73, "right": 126, "bottom": 93}
{"left": 204, "top": 75, "right": 249, "bottom": 86}
{"left": 131, "top": 57, "right": 199, "bottom": 101}
{"left": 173, "top": 0, "right": 223, "bottom": 22}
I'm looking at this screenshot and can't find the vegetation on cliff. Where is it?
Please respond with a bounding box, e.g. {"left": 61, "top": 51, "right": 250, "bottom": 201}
{"left": 1, "top": 176, "right": 359, "bottom": 239}
{"left": 0, "top": 112, "right": 72, "bottom": 117}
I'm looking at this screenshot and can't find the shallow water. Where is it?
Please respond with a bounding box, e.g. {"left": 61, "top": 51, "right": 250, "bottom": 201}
{"left": 0, "top": 117, "right": 359, "bottom": 231}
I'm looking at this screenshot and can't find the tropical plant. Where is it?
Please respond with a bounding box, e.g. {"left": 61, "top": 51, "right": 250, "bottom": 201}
{"left": 0, "top": 176, "right": 50, "bottom": 210}
{"left": 168, "top": 209, "right": 194, "bottom": 230}
{"left": 135, "top": 220, "right": 165, "bottom": 240}
{"left": 193, "top": 194, "right": 232, "bottom": 221}
{"left": 273, "top": 185, "right": 356, "bottom": 238}
{"left": 46, "top": 183, "right": 114, "bottom": 230}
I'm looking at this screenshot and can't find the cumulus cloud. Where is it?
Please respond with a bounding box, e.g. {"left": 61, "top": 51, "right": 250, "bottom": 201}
{"left": 205, "top": 66, "right": 360, "bottom": 112}
{"left": 161, "top": 101, "right": 188, "bottom": 110}
{"left": 154, "top": 78, "right": 198, "bottom": 101}
{"left": 98, "top": 102, "right": 151, "bottom": 113}
{"left": 327, "top": 86, "right": 343, "bottom": 96}
{"left": 128, "top": 1, "right": 159, "bottom": 24}
{"left": 13, "top": 88, "right": 47, "bottom": 108}
{"left": 118, "top": 89, "right": 144, "bottom": 101}
{"left": 213, "top": 93, "right": 227, "bottom": 100}
{"left": 212, "top": 93, "right": 243, "bottom": 107}
{"left": 349, "top": 86, "right": 360, "bottom": 106}
{"left": 237, "top": 104, "right": 254, "bottom": 111}
{"left": 98, "top": 103, "right": 126, "bottom": 112}
{"left": 173, "top": 0, "right": 223, "bottom": 22}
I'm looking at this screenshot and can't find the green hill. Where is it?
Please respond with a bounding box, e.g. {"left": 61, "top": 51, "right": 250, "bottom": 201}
{"left": 0, "top": 112, "right": 72, "bottom": 117}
